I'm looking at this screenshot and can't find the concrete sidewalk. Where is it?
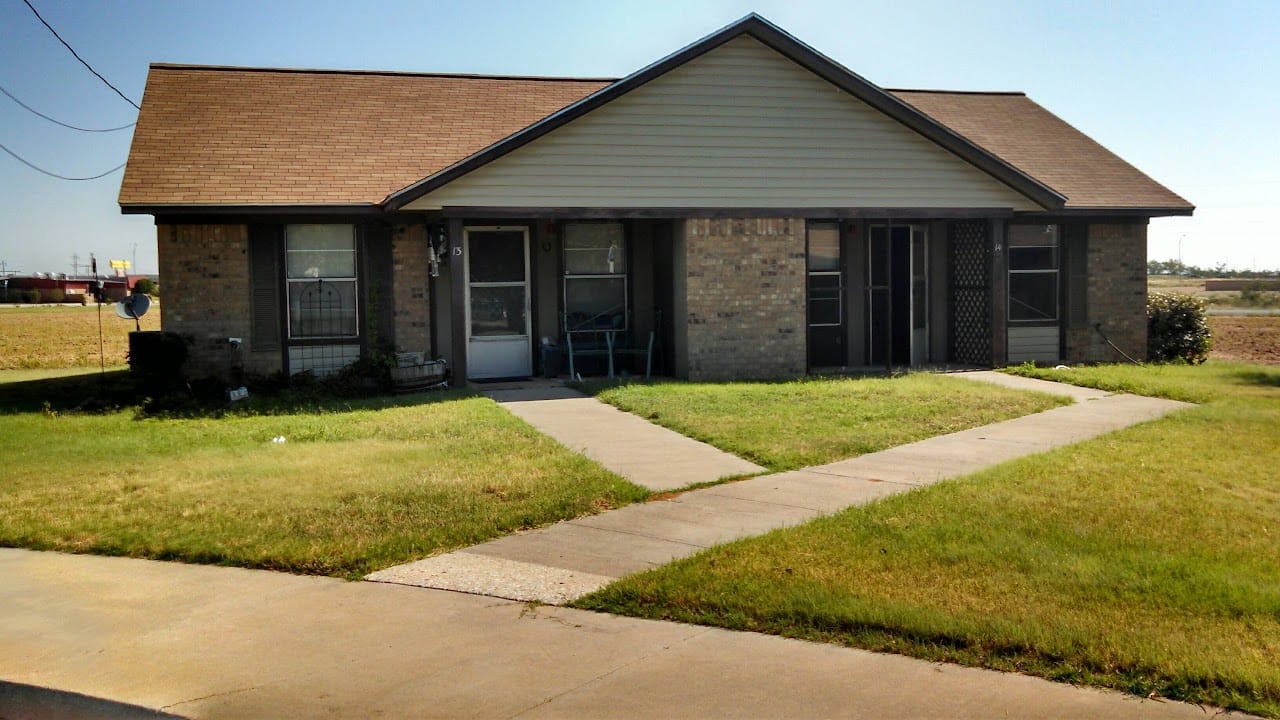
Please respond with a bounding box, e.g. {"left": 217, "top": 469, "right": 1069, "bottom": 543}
{"left": 0, "top": 549, "right": 1233, "bottom": 720}
{"left": 371, "top": 373, "right": 1192, "bottom": 604}
{"left": 477, "top": 380, "right": 765, "bottom": 491}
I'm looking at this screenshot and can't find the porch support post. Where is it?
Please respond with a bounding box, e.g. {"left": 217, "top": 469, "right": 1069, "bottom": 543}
{"left": 989, "top": 218, "right": 1008, "bottom": 367}
{"left": 449, "top": 217, "right": 467, "bottom": 384}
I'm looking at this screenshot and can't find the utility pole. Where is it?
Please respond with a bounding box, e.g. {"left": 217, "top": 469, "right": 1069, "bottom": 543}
{"left": 71, "top": 253, "right": 81, "bottom": 275}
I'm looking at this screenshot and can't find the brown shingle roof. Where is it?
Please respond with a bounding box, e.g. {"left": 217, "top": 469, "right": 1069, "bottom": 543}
{"left": 120, "top": 63, "right": 1191, "bottom": 213}
{"left": 118, "top": 65, "right": 611, "bottom": 207}
{"left": 889, "top": 90, "right": 1192, "bottom": 211}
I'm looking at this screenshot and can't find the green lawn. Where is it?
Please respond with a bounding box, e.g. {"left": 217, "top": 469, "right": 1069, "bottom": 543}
{"left": 0, "top": 374, "right": 647, "bottom": 579}
{"left": 581, "top": 374, "right": 1069, "bottom": 471}
{"left": 576, "top": 362, "right": 1280, "bottom": 717}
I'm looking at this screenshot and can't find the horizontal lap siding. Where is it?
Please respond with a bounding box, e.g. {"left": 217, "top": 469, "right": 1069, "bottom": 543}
{"left": 1008, "top": 326, "right": 1060, "bottom": 364}
{"left": 407, "top": 37, "right": 1039, "bottom": 211}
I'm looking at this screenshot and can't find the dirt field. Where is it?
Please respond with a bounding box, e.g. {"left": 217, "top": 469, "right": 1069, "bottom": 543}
{"left": 1209, "top": 315, "right": 1280, "bottom": 365}
{"left": 1149, "top": 275, "right": 1280, "bottom": 309}
{"left": 0, "top": 304, "right": 161, "bottom": 370}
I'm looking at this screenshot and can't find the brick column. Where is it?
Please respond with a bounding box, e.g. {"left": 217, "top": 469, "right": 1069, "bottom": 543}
{"left": 392, "top": 224, "right": 431, "bottom": 354}
{"left": 682, "top": 218, "right": 806, "bottom": 381}
{"left": 1064, "top": 222, "right": 1148, "bottom": 362}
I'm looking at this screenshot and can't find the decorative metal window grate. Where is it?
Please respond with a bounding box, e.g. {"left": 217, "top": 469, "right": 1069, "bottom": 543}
{"left": 296, "top": 280, "right": 349, "bottom": 337}
{"left": 949, "top": 221, "right": 991, "bottom": 365}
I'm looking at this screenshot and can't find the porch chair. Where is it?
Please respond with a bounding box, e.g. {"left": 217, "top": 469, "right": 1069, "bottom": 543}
{"left": 563, "top": 308, "right": 657, "bottom": 380}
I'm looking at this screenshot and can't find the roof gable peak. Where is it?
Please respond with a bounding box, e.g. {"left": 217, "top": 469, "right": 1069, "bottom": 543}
{"left": 384, "top": 13, "right": 1064, "bottom": 211}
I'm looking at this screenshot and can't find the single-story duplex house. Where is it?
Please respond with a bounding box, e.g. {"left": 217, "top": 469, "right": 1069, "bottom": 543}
{"left": 119, "top": 14, "right": 1192, "bottom": 384}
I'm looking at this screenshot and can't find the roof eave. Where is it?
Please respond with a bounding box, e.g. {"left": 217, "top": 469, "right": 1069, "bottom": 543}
{"left": 1015, "top": 205, "right": 1195, "bottom": 218}
{"left": 383, "top": 14, "right": 1066, "bottom": 212}
{"left": 121, "top": 203, "right": 383, "bottom": 216}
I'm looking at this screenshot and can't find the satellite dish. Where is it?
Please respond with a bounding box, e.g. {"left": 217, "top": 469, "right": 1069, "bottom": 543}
{"left": 116, "top": 294, "right": 151, "bottom": 330}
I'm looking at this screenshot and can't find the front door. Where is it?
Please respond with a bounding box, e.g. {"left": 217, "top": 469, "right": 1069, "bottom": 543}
{"left": 867, "top": 224, "right": 929, "bottom": 366}
{"left": 465, "top": 226, "right": 532, "bottom": 379}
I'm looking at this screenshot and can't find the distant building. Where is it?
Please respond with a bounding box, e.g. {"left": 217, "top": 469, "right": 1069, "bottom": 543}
{"left": 2, "top": 275, "right": 129, "bottom": 302}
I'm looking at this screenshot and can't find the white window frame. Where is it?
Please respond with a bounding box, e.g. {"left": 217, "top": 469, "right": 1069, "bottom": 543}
{"left": 285, "top": 224, "right": 359, "bottom": 340}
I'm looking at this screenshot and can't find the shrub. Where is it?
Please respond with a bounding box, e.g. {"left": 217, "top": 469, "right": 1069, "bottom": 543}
{"left": 22, "top": 289, "right": 41, "bottom": 304}
{"left": 133, "top": 278, "right": 158, "bottom": 296}
{"left": 1147, "top": 292, "right": 1212, "bottom": 364}
{"left": 43, "top": 288, "right": 65, "bottom": 304}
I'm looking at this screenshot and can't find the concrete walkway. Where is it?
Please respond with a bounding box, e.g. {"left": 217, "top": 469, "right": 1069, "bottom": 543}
{"left": 0, "top": 549, "right": 1237, "bottom": 720}
{"left": 476, "top": 380, "right": 765, "bottom": 491}
{"left": 370, "top": 372, "right": 1192, "bottom": 604}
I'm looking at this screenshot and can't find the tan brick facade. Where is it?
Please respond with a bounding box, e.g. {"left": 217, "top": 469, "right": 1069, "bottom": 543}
{"left": 157, "top": 224, "right": 281, "bottom": 379}
{"left": 391, "top": 224, "right": 432, "bottom": 354}
{"left": 1064, "top": 222, "right": 1148, "bottom": 363}
{"left": 683, "top": 218, "right": 806, "bottom": 381}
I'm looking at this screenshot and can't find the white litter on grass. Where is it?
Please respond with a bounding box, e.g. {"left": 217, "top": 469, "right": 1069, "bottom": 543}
{"left": 1054, "top": 365, "right": 1071, "bottom": 370}
{"left": 271, "top": 436, "right": 286, "bottom": 444}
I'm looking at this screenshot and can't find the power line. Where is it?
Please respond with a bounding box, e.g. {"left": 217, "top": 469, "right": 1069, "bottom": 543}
{"left": 21, "top": 0, "right": 140, "bottom": 110}
{"left": 0, "top": 141, "right": 124, "bottom": 180}
{"left": 0, "top": 83, "right": 135, "bottom": 132}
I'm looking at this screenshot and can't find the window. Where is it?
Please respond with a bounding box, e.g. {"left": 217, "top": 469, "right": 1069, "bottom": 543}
{"left": 807, "top": 222, "right": 841, "bottom": 327}
{"left": 563, "top": 222, "right": 627, "bottom": 333}
{"left": 286, "top": 224, "right": 357, "bottom": 338}
{"left": 1008, "top": 224, "right": 1058, "bottom": 323}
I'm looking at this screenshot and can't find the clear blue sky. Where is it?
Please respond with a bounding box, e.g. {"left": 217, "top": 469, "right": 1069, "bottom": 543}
{"left": 1, "top": 0, "right": 1276, "bottom": 275}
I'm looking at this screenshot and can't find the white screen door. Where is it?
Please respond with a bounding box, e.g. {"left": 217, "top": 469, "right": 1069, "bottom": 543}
{"left": 465, "top": 226, "right": 532, "bottom": 379}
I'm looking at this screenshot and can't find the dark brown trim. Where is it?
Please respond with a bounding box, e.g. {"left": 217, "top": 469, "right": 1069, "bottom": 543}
{"left": 130, "top": 204, "right": 382, "bottom": 217}
{"left": 989, "top": 218, "right": 1008, "bottom": 367}
{"left": 439, "top": 207, "right": 1016, "bottom": 220}
{"left": 448, "top": 218, "right": 467, "bottom": 384}
{"left": 1014, "top": 208, "right": 1187, "bottom": 220}
{"left": 382, "top": 14, "right": 1066, "bottom": 212}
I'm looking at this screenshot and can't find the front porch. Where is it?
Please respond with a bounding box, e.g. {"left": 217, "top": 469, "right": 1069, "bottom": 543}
{"left": 426, "top": 213, "right": 1090, "bottom": 385}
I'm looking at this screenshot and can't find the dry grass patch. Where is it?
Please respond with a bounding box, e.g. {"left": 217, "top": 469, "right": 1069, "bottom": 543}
{"left": 0, "top": 304, "right": 160, "bottom": 370}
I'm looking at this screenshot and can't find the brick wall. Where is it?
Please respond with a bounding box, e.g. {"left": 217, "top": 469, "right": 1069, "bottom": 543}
{"left": 392, "top": 224, "right": 431, "bottom": 354}
{"left": 157, "top": 224, "right": 280, "bottom": 378}
{"left": 1064, "top": 222, "right": 1148, "bottom": 362}
{"left": 683, "top": 218, "right": 806, "bottom": 380}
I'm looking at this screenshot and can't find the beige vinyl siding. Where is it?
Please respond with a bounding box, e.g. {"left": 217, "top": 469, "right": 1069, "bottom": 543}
{"left": 406, "top": 36, "right": 1041, "bottom": 211}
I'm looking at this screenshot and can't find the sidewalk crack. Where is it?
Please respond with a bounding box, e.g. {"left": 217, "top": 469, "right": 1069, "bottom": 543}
{"left": 504, "top": 626, "right": 715, "bottom": 719}
{"left": 159, "top": 684, "right": 263, "bottom": 711}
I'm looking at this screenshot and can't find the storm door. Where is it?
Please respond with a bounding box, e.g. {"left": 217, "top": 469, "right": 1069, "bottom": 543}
{"left": 867, "top": 224, "right": 929, "bottom": 366}
{"left": 465, "top": 226, "right": 532, "bottom": 379}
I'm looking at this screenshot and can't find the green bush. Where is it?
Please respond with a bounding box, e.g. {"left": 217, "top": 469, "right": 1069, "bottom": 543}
{"left": 133, "top": 278, "right": 158, "bottom": 296}
{"left": 22, "top": 289, "right": 41, "bottom": 304}
{"left": 1147, "top": 292, "right": 1212, "bottom": 364}
{"left": 43, "top": 288, "right": 65, "bottom": 304}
